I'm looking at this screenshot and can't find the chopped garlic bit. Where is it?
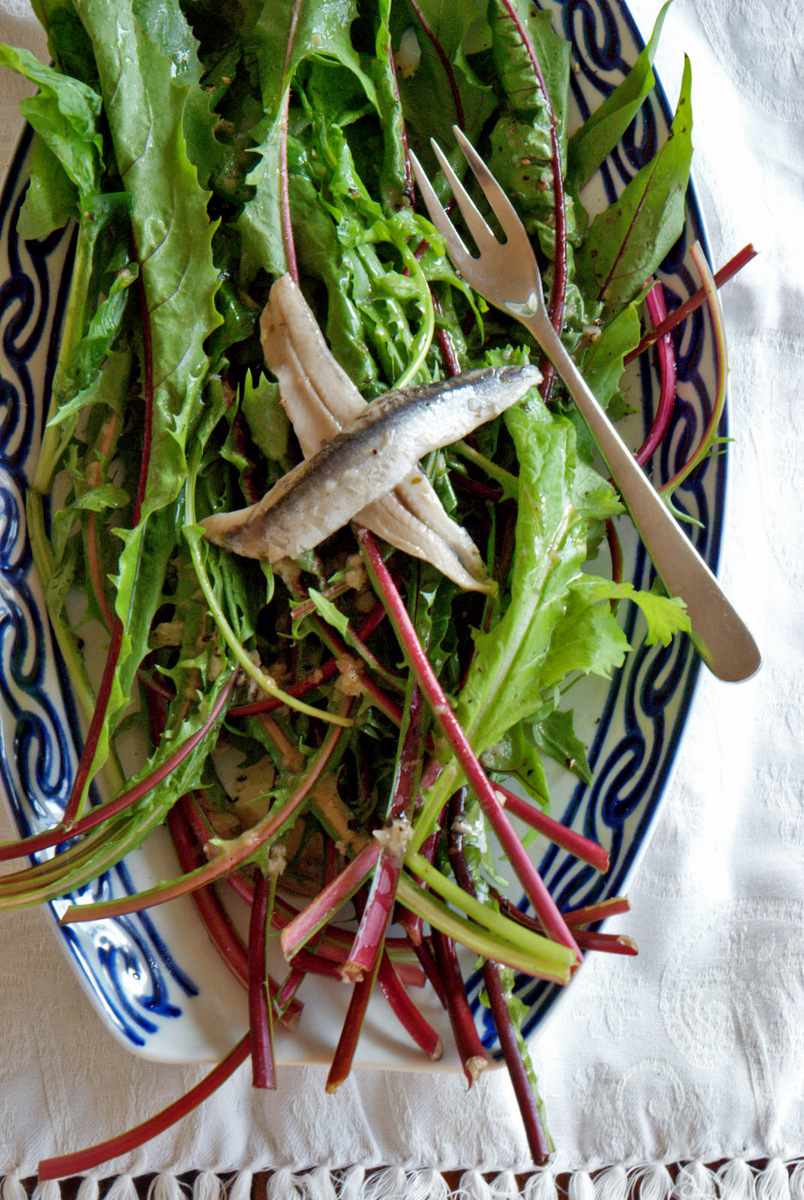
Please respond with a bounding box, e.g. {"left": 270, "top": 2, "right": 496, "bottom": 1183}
{"left": 335, "top": 654, "right": 365, "bottom": 696}
{"left": 267, "top": 843, "right": 287, "bottom": 879}
{"left": 344, "top": 553, "right": 368, "bottom": 593}
{"left": 373, "top": 815, "right": 414, "bottom": 858}
{"left": 394, "top": 28, "right": 421, "bottom": 79}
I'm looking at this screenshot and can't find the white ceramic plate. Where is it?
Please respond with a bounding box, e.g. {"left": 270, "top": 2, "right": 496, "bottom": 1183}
{"left": 0, "top": 0, "right": 723, "bottom": 1068}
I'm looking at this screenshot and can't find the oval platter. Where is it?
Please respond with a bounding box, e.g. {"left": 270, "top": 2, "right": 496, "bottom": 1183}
{"left": 0, "top": 0, "right": 723, "bottom": 1069}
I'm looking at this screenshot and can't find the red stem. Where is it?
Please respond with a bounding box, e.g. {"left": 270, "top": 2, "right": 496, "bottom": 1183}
{"left": 498, "top": 0, "right": 567, "bottom": 400}
{"left": 60, "top": 699, "right": 351, "bottom": 922}
{"left": 432, "top": 928, "right": 489, "bottom": 1085}
{"left": 248, "top": 873, "right": 276, "bottom": 1089}
{"left": 343, "top": 685, "right": 425, "bottom": 979}
{"left": 279, "top": 89, "right": 299, "bottom": 285}
{"left": 341, "top": 848, "right": 402, "bottom": 981}
{"left": 407, "top": 934, "right": 447, "bottom": 1007}
{"left": 564, "top": 895, "right": 630, "bottom": 926}
{"left": 447, "top": 796, "right": 550, "bottom": 1160}
{"left": 356, "top": 526, "right": 581, "bottom": 962}
{"left": 493, "top": 783, "right": 610, "bottom": 873}
{"left": 376, "top": 952, "right": 442, "bottom": 1060}
{"left": 167, "top": 804, "right": 249, "bottom": 986}
{"left": 624, "top": 244, "right": 757, "bottom": 364}
{"left": 85, "top": 511, "right": 116, "bottom": 630}
{"left": 605, "top": 518, "right": 623, "bottom": 586}
{"left": 38, "top": 1034, "right": 251, "bottom": 1180}
{"left": 0, "top": 673, "right": 238, "bottom": 863}
{"left": 326, "top": 970, "right": 376, "bottom": 1092}
{"left": 634, "top": 282, "right": 677, "bottom": 467}
{"left": 279, "top": 838, "right": 381, "bottom": 961}
{"left": 407, "top": 0, "right": 466, "bottom": 130}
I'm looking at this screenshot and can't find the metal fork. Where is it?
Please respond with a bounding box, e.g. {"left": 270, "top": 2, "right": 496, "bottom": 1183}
{"left": 409, "top": 126, "right": 760, "bottom": 683}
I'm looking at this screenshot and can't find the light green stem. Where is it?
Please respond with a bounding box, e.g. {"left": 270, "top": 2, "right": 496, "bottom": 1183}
{"left": 396, "top": 874, "right": 572, "bottom": 984}
{"left": 405, "top": 851, "right": 572, "bottom": 970}
{"left": 25, "top": 490, "right": 126, "bottom": 799}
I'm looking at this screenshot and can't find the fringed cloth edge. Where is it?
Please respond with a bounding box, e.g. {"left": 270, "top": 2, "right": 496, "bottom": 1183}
{"left": 2, "top": 1160, "right": 804, "bottom": 1200}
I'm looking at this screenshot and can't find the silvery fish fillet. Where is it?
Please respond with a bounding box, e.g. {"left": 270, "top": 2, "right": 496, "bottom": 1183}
{"left": 202, "top": 363, "right": 541, "bottom": 564}
{"left": 257, "top": 274, "right": 511, "bottom": 590}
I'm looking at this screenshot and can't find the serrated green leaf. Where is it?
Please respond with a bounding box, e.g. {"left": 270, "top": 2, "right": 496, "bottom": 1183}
{"left": 531, "top": 707, "right": 592, "bottom": 784}
{"left": 573, "top": 575, "right": 691, "bottom": 646}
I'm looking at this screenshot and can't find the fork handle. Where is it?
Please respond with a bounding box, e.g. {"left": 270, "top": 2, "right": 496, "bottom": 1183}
{"left": 526, "top": 315, "right": 760, "bottom": 683}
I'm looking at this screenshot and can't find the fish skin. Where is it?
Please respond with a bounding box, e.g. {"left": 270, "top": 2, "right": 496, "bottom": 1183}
{"left": 201, "top": 364, "right": 541, "bottom": 564}
{"left": 260, "top": 274, "right": 498, "bottom": 591}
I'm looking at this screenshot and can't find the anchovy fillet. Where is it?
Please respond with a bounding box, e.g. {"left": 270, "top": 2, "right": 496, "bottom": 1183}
{"left": 202, "top": 359, "right": 541, "bottom": 565}
{"left": 258, "top": 275, "right": 496, "bottom": 590}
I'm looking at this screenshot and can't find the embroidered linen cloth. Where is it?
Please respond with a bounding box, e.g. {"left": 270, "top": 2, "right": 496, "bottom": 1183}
{"left": 0, "top": 0, "right": 802, "bottom": 1183}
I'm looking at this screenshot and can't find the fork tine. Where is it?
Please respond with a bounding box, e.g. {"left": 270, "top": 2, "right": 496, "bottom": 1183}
{"left": 408, "top": 148, "right": 474, "bottom": 268}
{"left": 452, "top": 126, "right": 528, "bottom": 246}
{"left": 428, "top": 139, "right": 500, "bottom": 254}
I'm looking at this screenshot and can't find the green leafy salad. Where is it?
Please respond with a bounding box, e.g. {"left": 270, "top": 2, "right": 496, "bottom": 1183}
{"left": 0, "top": 0, "right": 728, "bottom": 1176}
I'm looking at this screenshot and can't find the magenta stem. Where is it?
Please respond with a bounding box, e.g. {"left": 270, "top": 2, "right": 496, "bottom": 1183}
{"left": 625, "top": 244, "right": 757, "bottom": 363}
{"left": 0, "top": 673, "right": 238, "bottom": 864}
{"left": 448, "top": 794, "right": 550, "bottom": 1159}
{"left": 432, "top": 928, "right": 489, "bottom": 1085}
{"left": 498, "top": 0, "right": 567, "bottom": 400}
{"left": 248, "top": 873, "right": 276, "bottom": 1090}
{"left": 635, "top": 281, "right": 677, "bottom": 467}
{"left": 356, "top": 526, "right": 581, "bottom": 963}
{"left": 494, "top": 783, "right": 610, "bottom": 873}
{"left": 60, "top": 699, "right": 351, "bottom": 923}
{"left": 377, "top": 952, "right": 442, "bottom": 1060}
{"left": 326, "top": 970, "right": 376, "bottom": 1092}
{"left": 167, "top": 804, "right": 249, "bottom": 986}
{"left": 279, "top": 838, "right": 381, "bottom": 960}
{"left": 38, "top": 1034, "right": 251, "bottom": 1180}
{"left": 564, "top": 895, "right": 631, "bottom": 926}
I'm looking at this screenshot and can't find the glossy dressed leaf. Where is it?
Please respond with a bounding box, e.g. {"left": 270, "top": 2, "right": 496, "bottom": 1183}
{"left": 129, "top": 0, "right": 224, "bottom": 188}
{"left": 575, "top": 57, "right": 693, "bottom": 311}
{"left": 573, "top": 576, "right": 691, "bottom": 646}
{"left": 0, "top": 41, "right": 102, "bottom": 203}
{"left": 251, "top": 0, "right": 374, "bottom": 117}
{"left": 390, "top": 0, "right": 497, "bottom": 169}
{"left": 531, "top": 707, "right": 592, "bottom": 785}
{"left": 578, "top": 302, "right": 642, "bottom": 410}
{"left": 453, "top": 402, "right": 590, "bottom": 759}
{"left": 567, "top": 0, "right": 672, "bottom": 193}
{"left": 489, "top": 1, "right": 571, "bottom": 150}
{"left": 239, "top": 0, "right": 376, "bottom": 278}
{"left": 74, "top": 0, "right": 222, "bottom": 518}
{"left": 17, "top": 138, "right": 76, "bottom": 238}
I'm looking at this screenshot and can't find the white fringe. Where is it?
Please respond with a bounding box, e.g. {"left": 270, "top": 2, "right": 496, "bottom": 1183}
{"left": 5, "top": 1161, "right": 804, "bottom": 1200}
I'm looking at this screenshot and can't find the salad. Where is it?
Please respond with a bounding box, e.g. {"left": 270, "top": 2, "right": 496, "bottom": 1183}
{"left": 0, "top": 0, "right": 748, "bottom": 1178}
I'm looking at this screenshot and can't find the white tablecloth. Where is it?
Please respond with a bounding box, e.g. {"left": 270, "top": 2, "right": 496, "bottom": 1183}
{"left": 1, "top": 0, "right": 802, "bottom": 1193}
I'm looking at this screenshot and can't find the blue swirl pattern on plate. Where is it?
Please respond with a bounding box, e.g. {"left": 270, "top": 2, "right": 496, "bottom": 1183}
{"left": 0, "top": 127, "right": 197, "bottom": 1051}
{"left": 0, "top": 0, "right": 726, "bottom": 1062}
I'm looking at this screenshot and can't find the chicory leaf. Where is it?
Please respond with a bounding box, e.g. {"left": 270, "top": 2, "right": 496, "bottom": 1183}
{"left": 572, "top": 576, "right": 691, "bottom": 646}
{"left": 531, "top": 707, "right": 593, "bottom": 785}
{"left": 488, "top": 1, "right": 571, "bottom": 151}
{"left": 74, "top": 0, "right": 222, "bottom": 517}
{"left": 566, "top": 1, "right": 673, "bottom": 194}
{"left": 575, "top": 57, "right": 693, "bottom": 312}
{"left": 0, "top": 41, "right": 103, "bottom": 204}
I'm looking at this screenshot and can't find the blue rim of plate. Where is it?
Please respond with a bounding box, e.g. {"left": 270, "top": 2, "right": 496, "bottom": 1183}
{"left": 0, "top": 0, "right": 725, "bottom": 1061}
